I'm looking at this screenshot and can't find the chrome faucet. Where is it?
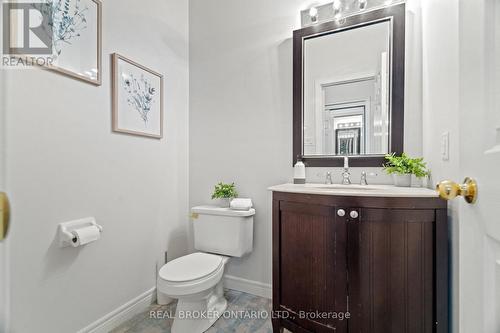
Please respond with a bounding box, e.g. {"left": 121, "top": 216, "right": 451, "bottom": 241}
{"left": 341, "top": 156, "right": 351, "bottom": 185}
{"left": 325, "top": 172, "right": 333, "bottom": 184}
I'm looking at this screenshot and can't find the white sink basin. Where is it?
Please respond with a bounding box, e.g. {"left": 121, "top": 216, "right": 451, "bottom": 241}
{"left": 268, "top": 183, "right": 439, "bottom": 198}
{"left": 312, "top": 184, "right": 378, "bottom": 191}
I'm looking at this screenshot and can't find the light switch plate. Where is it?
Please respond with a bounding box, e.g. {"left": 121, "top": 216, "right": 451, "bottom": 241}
{"left": 441, "top": 132, "right": 450, "bottom": 161}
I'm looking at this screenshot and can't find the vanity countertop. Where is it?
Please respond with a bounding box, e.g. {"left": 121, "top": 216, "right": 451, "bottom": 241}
{"left": 268, "top": 183, "right": 439, "bottom": 198}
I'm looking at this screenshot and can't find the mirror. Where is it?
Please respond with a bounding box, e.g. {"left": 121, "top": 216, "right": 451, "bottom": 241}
{"left": 293, "top": 4, "right": 405, "bottom": 167}
{"left": 304, "top": 21, "right": 391, "bottom": 156}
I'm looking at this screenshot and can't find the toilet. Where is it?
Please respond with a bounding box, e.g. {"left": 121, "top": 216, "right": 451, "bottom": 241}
{"left": 157, "top": 205, "right": 255, "bottom": 333}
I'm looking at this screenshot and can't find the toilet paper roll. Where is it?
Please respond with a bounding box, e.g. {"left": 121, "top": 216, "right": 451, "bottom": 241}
{"left": 71, "top": 226, "right": 101, "bottom": 247}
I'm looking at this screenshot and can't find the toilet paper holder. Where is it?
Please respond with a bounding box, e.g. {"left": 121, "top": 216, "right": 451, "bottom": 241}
{"left": 58, "top": 217, "right": 103, "bottom": 247}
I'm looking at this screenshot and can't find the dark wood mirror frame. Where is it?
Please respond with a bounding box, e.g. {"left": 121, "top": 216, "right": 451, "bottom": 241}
{"left": 293, "top": 4, "right": 405, "bottom": 167}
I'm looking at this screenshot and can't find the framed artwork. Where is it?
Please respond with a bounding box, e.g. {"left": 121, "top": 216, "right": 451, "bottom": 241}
{"left": 112, "top": 53, "right": 164, "bottom": 139}
{"left": 47, "top": 0, "right": 102, "bottom": 85}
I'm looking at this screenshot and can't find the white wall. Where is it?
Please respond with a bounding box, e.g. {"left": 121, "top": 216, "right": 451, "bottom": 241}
{"left": 3, "top": 0, "right": 189, "bottom": 332}
{"left": 421, "top": 0, "right": 460, "bottom": 332}
{"left": 189, "top": 0, "right": 300, "bottom": 288}
{"left": 422, "top": 0, "right": 460, "bottom": 185}
{"left": 189, "top": 0, "right": 423, "bottom": 288}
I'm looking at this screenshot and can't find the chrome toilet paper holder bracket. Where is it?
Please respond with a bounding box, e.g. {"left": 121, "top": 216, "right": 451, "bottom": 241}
{"left": 57, "top": 217, "right": 103, "bottom": 247}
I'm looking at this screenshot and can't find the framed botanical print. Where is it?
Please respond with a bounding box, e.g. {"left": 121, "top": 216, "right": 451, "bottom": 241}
{"left": 112, "top": 53, "right": 164, "bottom": 139}
{"left": 47, "top": 0, "right": 102, "bottom": 85}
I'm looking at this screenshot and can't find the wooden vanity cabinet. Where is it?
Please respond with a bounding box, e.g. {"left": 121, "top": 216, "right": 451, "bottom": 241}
{"left": 272, "top": 192, "right": 448, "bottom": 333}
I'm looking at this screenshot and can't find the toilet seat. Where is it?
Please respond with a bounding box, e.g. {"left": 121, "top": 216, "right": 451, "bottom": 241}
{"left": 158, "top": 253, "right": 227, "bottom": 296}
{"left": 160, "top": 253, "right": 223, "bottom": 282}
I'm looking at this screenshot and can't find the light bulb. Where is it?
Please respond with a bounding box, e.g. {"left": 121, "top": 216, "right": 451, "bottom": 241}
{"left": 359, "top": 0, "right": 367, "bottom": 10}
{"left": 332, "top": 0, "right": 342, "bottom": 16}
{"left": 332, "top": 0, "right": 341, "bottom": 11}
{"left": 309, "top": 7, "right": 318, "bottom": 22}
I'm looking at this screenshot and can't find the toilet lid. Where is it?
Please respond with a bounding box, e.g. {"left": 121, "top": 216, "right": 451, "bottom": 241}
{"left": 159, "top": 253, "right": 224, "bottom": 282}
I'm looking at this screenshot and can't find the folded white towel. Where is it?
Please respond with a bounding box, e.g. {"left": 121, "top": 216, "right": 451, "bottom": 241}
{"left": 230, "top": 198, "right": 253, "bottom": 211}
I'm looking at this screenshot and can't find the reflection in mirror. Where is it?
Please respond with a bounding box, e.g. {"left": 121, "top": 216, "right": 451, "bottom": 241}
{"left": 303, "top": 21, "right": 391, "bottom": 157}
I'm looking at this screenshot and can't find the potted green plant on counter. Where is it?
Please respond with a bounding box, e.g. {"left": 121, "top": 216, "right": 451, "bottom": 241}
{"left": 211, "top": 182, "right": 238, "bottom": 207}
{"left": 383, "top": 153, "right": 430, "bottom": 187}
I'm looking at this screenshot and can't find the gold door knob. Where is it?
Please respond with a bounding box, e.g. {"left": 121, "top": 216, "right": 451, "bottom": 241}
{"left": 0, "top": 192, "right": 10, "bottom": 241}
{"left": 436, "top": 177, "right": 478, "bottom": 204}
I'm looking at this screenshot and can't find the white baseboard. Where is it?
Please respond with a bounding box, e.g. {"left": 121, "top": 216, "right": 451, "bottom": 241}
{"left": 78, "top": 287, "right": 156, "bottom": 333}
{"left": 224, "top": 275, "right": 272, "bottom": 299}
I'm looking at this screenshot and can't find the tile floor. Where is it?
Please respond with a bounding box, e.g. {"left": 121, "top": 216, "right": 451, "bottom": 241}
{"left": 110, "top": 289, "right": 275, "bottom": 333}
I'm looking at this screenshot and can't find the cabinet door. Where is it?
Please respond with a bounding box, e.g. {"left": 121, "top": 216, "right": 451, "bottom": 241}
{"left": 347, "top": 208, "right": 435, "bottom": 333}
{"left": 277, "top": 201, "right": 348, "bottom": 332}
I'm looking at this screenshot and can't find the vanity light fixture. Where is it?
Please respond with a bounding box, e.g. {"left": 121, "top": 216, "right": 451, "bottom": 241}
{"left": 301, "top": 0, "right": 402, "bottom": 27}
{"left": 309, "top": 7, "right": 319, "bottom": 22}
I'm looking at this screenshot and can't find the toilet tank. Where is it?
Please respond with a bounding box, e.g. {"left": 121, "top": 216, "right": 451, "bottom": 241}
{"left": 192, "top": 206, "right": 255, "bottom": 257}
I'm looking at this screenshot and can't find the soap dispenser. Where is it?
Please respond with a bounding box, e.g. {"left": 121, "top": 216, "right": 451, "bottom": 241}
{"left": 293, "top": 156, "right": 306, "bottom": 184}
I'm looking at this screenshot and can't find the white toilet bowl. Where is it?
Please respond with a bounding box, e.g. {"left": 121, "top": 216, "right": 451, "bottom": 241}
{"left": 157, "top": 206, "right": 255, "bottom": 333}
{"left": 157, "top": 252, "right": 230, "bottom": 333}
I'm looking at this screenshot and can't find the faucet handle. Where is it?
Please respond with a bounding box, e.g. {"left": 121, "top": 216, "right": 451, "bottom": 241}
{"left": 325, "top": 171, "right": 333, "bottom": 184}
{"left": 360, "top": 172, "right": 368, "bottom": 185}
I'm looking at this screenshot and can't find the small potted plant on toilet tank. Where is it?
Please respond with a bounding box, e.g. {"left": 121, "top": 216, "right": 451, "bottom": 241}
{"left": 211, "top": 182, "right": 238, "bottom": 207}
{"left": 383, "top": 153, "right": 430, "bottom": 187}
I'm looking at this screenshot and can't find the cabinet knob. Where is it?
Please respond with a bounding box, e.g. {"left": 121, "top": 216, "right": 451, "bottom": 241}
{"left": 350, "top": 211, "right": 359, "bottom": 219}
{"left": 337, "top": 209, "right": 346, "bottom": 217}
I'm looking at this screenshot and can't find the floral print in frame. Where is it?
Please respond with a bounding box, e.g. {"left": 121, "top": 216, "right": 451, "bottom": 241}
{"left": 112, "top": 53, "right": 164, "bottom": 139}
{"left": 45, "top": 0, "right": 102, "bottom": 85}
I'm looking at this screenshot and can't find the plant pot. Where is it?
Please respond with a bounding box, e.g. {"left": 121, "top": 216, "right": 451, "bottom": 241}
{"left": 392, "top": 174, "right": 412, "bottom": 187}
{"left": 411, "top": 175, "right": 423, "bottom": 188}
{"left": 216, "top": 198, "right": 232, "bottom": 208}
